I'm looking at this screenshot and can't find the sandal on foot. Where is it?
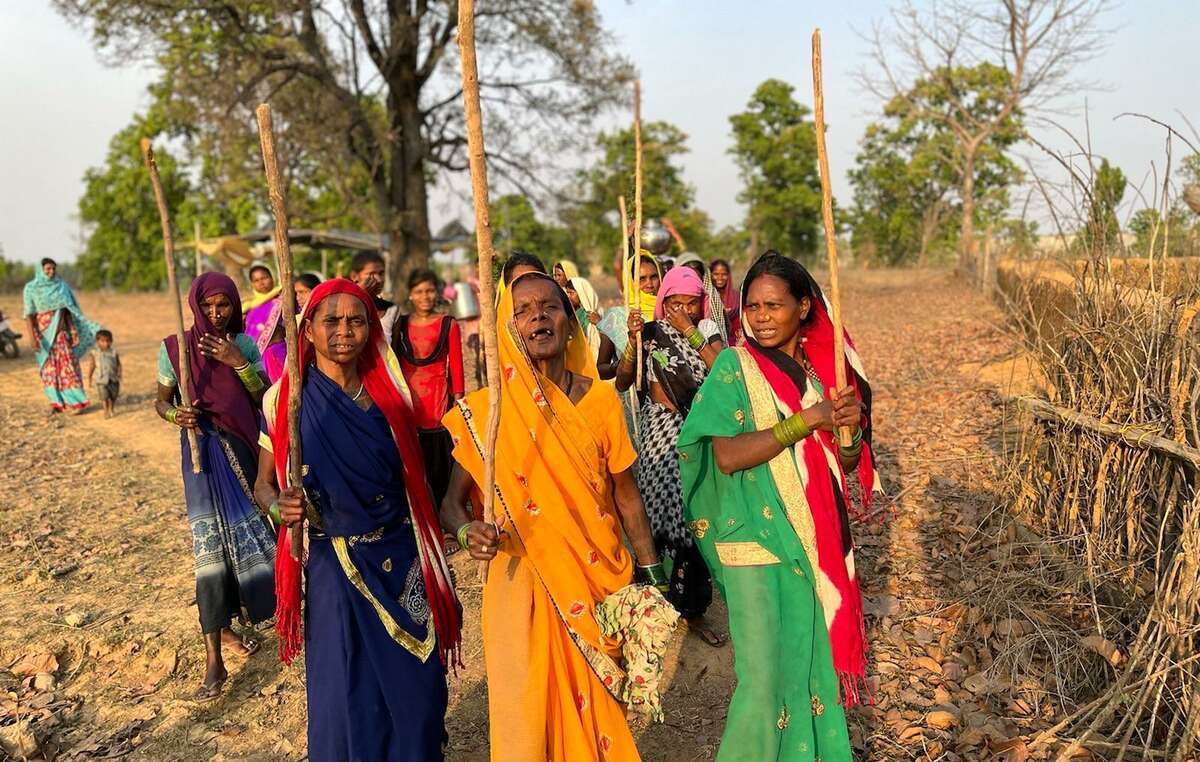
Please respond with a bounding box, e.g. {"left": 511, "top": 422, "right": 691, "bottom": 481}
{"left": 689, "top": 622, "right": 728, "bottom": 648}
{"left": 193, "top": 678, "right": 224, "bottom": 702}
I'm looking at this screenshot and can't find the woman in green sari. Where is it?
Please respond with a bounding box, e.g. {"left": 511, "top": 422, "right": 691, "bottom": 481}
{"left": 679, "top": 252, "right": 879, "bottom": 761}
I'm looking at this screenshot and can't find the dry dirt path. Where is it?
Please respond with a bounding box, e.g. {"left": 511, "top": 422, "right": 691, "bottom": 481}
{"left": 0, "top": 271, "right": 1033, "bottom": 761}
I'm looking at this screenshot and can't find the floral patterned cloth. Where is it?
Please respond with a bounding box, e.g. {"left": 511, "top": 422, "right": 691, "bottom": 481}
{"left": 595, "top": 583, "right": 681, "bottom": 723}
{"left": 36, "top": 311, "right": 88, "bottom": 410}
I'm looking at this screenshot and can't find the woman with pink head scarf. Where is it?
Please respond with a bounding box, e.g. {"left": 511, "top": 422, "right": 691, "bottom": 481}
{"left": 615, "top": 266, "right": 728, "bottom": 647}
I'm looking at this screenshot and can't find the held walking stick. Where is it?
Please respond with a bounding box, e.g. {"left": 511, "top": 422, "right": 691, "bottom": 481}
{"left": 255, "top": 104, "right": 305, "bottom": 562}
{"left": 812, "top": 29, "right": 852, "bottom": 448}
{"left": 618, "top": 195, "right": 639, "bottom": 438}
{"left": 633, "top": 79, "right": 645, "bottom": 392}
{"left": 458, "top": 0, "right": 502, "bottom": 580}
{"left": 141, "top": 139, "right": 202, "bottom": 474}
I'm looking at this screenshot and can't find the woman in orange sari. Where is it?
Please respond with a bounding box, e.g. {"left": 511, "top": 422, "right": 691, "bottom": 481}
{"left": 442, "top": 272, "right": 676, "bottom": 761}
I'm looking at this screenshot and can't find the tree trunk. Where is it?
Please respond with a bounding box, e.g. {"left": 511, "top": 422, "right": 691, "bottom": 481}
{"left": 918, "top": 202, "right": 942, "bottom": 267}
{"left": 385, "top": 69, "right": 432, "bottom": 305}
{"left": 958, "top": 148, "right": 977, "bottom": 274}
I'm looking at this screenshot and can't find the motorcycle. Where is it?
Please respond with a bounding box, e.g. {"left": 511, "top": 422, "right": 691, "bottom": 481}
{"left": 0, "top": 309, "right": 22, "bottom": 359}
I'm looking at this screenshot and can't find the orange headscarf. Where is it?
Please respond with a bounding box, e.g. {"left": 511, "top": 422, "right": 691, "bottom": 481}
{"left": 444, "top": 271, "right": 632, "bottom": 681}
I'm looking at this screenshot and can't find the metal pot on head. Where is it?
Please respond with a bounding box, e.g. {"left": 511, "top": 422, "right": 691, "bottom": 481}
{"left": 451, "top": 282, "right": 481, "bottom": 320}
{"left": 639, "top": 219, "right": 673, "bottom": 256}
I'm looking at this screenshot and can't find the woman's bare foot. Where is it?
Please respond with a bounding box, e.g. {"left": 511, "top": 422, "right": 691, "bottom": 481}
{"left": 220, "top": 627, "right": 260, "bottom": 656}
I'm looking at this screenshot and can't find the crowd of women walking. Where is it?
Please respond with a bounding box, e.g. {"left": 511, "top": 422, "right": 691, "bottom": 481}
{"left": 131, "top": 238, "right": 878, "bottom": 761}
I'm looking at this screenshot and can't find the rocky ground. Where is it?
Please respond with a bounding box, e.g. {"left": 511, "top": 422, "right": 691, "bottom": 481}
{"left": 0, "top": 270, "right": 1070, "bottom": 761}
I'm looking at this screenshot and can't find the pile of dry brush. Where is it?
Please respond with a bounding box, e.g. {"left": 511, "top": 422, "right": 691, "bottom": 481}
{"left": 993, "top": 250, "right": 1200, "bottom": 759}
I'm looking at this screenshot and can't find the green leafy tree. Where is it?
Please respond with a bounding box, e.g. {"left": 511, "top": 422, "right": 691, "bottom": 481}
{"left": 76, "top": 108, "right": 193, "bottom": 290}
{"left": 566, "top": 121, "right": 713, "bottom": 265}
{"left": 863, "top": 0, "right": 1111, "bottom": 266}
{"left": 55, "top": 0, "right": 632, "bottom": 300}
{"left": 849, "top": 65, "right": 1022, "bottom": 265}
{"left": 489, "top": 195, "right": 572, "bottom": 262}
{"left": 728, "top": 79, "right": 823, "bottom": 260}
{"left": 1082, "top": 159, "right": 1126, "bottom": 250}
{"left": 0, "top": 246, "right": 36, "bottom": 293}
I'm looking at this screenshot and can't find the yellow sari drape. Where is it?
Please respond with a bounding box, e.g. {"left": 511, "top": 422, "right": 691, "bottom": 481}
{"left": 443, "top": 274, "right": 641, "bottom": 762}
{"left": 623, "top": 250, "right": 659, "bottom": 321}
{"left": 241, "top": 284, "right": 281, "bottom": 313}
{"left": 554, "top": 260, "right": 581, "bottom": 281}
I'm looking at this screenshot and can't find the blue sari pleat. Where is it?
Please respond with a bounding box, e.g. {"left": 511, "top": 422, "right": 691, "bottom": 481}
{"left": 182, "top": 421, "right": 277, "bottom": 632}
{"left": 300, "top": 369, "right": 448, "bottom": 761}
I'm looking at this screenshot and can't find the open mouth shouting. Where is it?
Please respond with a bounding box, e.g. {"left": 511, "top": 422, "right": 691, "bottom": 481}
{"left": 528, "top": 326, "right": 555, "bottom": 344}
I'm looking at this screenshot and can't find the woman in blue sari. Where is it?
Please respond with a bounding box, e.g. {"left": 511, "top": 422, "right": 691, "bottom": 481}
{"left": 23, "top": 257, "right": 100, "bottom": 413}
{"left": 154, "top": 272, "right": 277, "bottom": 701}
{"left": 255, "top": 279, "right": 461, "bottom": 762}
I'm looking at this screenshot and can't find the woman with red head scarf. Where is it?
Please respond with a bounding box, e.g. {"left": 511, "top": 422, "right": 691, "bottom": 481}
{"left": 679, "top": 251, "right": 878, "bottom": 760}
{"left": 154, "top": 272, "right": 277, "bottom": 701}
{"left": 615, "top": 266, "right": 728, "bottom": 647}
{"left": 253, "top": 279, "right": 461, "bottom": 762}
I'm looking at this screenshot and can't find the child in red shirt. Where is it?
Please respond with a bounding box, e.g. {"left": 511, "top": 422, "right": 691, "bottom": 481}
{"left": 392, "top": 269, "right": 465, "bottom": 511}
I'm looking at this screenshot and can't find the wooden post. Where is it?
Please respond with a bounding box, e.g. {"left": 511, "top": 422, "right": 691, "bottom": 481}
{"left": 255, "top": 104, "right": 305, "bottom": 563}
{"left": 633, "top": 79, "right": 645, "bottom": 391}
{"left": 812, "top": 29, "right": 852, "bottom": 447}
{"left": 458, "top": 0, "right": 502, "bottom": 578}
{"left": 321, "top": 250, "right": 328, "bottom": 280}
{"left": 618, "top": 195, "right": 639, "bottom": 437}
{"left": 193, "top": 220, "right": 202, "bottom": 277}
{"left": 141, "top": 139, "right": 202, "bottom": 474}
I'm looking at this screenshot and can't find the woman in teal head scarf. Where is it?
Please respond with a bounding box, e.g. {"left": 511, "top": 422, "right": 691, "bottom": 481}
{"left": 23, "top": 258, "right": 100, "bottom": 413}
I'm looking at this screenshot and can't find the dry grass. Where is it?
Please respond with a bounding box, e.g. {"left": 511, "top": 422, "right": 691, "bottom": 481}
{"left": 994, "top": 254, "right": 1200, "bottom": 760}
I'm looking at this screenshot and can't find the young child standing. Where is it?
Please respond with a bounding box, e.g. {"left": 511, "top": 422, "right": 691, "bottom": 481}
{"left": 86, "top": 329, "right": 122, "bottom": 418}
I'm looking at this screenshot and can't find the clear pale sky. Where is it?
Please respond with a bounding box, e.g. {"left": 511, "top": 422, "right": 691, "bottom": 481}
{"left": 1, "top": 1, "right": 1196, "bottom": 264}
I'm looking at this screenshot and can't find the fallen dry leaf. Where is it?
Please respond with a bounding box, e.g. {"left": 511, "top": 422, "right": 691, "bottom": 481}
{"left": 9, "top": 652, "right": 57, "bottom": 678}
{"left": 926, "top": 709, "right": 959, "bottom": 729}
{"left": 1079, "top": 634, "right": 1123, "bottom": 667}
{"left": 0, "top": 720, "right": 38, "bottom": 760}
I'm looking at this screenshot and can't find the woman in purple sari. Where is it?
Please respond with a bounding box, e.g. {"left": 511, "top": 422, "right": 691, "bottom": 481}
{"left": 154, "top": 272, "right": 277, "bottom": 700}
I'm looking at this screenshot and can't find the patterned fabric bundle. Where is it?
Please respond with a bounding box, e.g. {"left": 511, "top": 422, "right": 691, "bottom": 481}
{"left": 595, "top": 584, "right": 681, "bottom": 722}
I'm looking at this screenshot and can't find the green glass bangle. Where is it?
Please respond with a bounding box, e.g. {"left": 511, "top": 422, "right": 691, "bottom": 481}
{"left": 456, "top": 522, "right": 472, "bottom": 552}
{"left": 839, "top": 439, "right": 863, "bottom": 458}
{"left": 686, "top": 329, "right": 704, "bottom": 349}
{"left": 635, "top": 562, "right": 669, "bottom": 589}
{"left": 268, "top": 501, "right": 282, "bottom": 525}
{"left": 165, "top": 407, "right": 178, "bottom": 425}
{"left": 237, "top": 365, "right": 265, "bottom": 392}
{"left": 771, "top": 413, "right": 811, "bottom": 447}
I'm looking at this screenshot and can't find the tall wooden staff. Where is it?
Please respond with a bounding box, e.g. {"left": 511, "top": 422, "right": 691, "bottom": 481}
{"left": 458, "top": 0, "right": 502, "bottom": 578}
{"left": 632, "top": 80, "right": 645, "bottom": 390}
{"left": 255, "top": 104, "right": 305, "bottom": 562}
{"left": 141, "top": 139, "right": 202, "bottom": 474}
{"left": 193, "top": 220, "right": 203, "bottom": 276}
{"left": 812, "top": 29, "right": 851, "bottom": 447}
{"left": 618, "top": 195, "right": 639, "bottom": 437}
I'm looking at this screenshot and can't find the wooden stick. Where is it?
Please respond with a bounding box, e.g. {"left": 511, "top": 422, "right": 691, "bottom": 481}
{"left": 633, "top": 79, "right": 645, "bottom": 391}
{"left": 255, "top": 104, "right": 304, "bottom": 563}
{"left": 618, "top": 195, "right": 639, "bottom": 437}
{"left": 458, "top": 0, "right": 502, "bottom": 579}
{"left": 193, "top": 220, "right": 202, "bottom": 277}
{"left": 1015, "top": 397, "right": 1200, "bottom": 466}
{"left": 812, "top": 29, "right": 852, "bottom": 447}
{"left": 140, "top": 139, "right": 202, "bottom": 474}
